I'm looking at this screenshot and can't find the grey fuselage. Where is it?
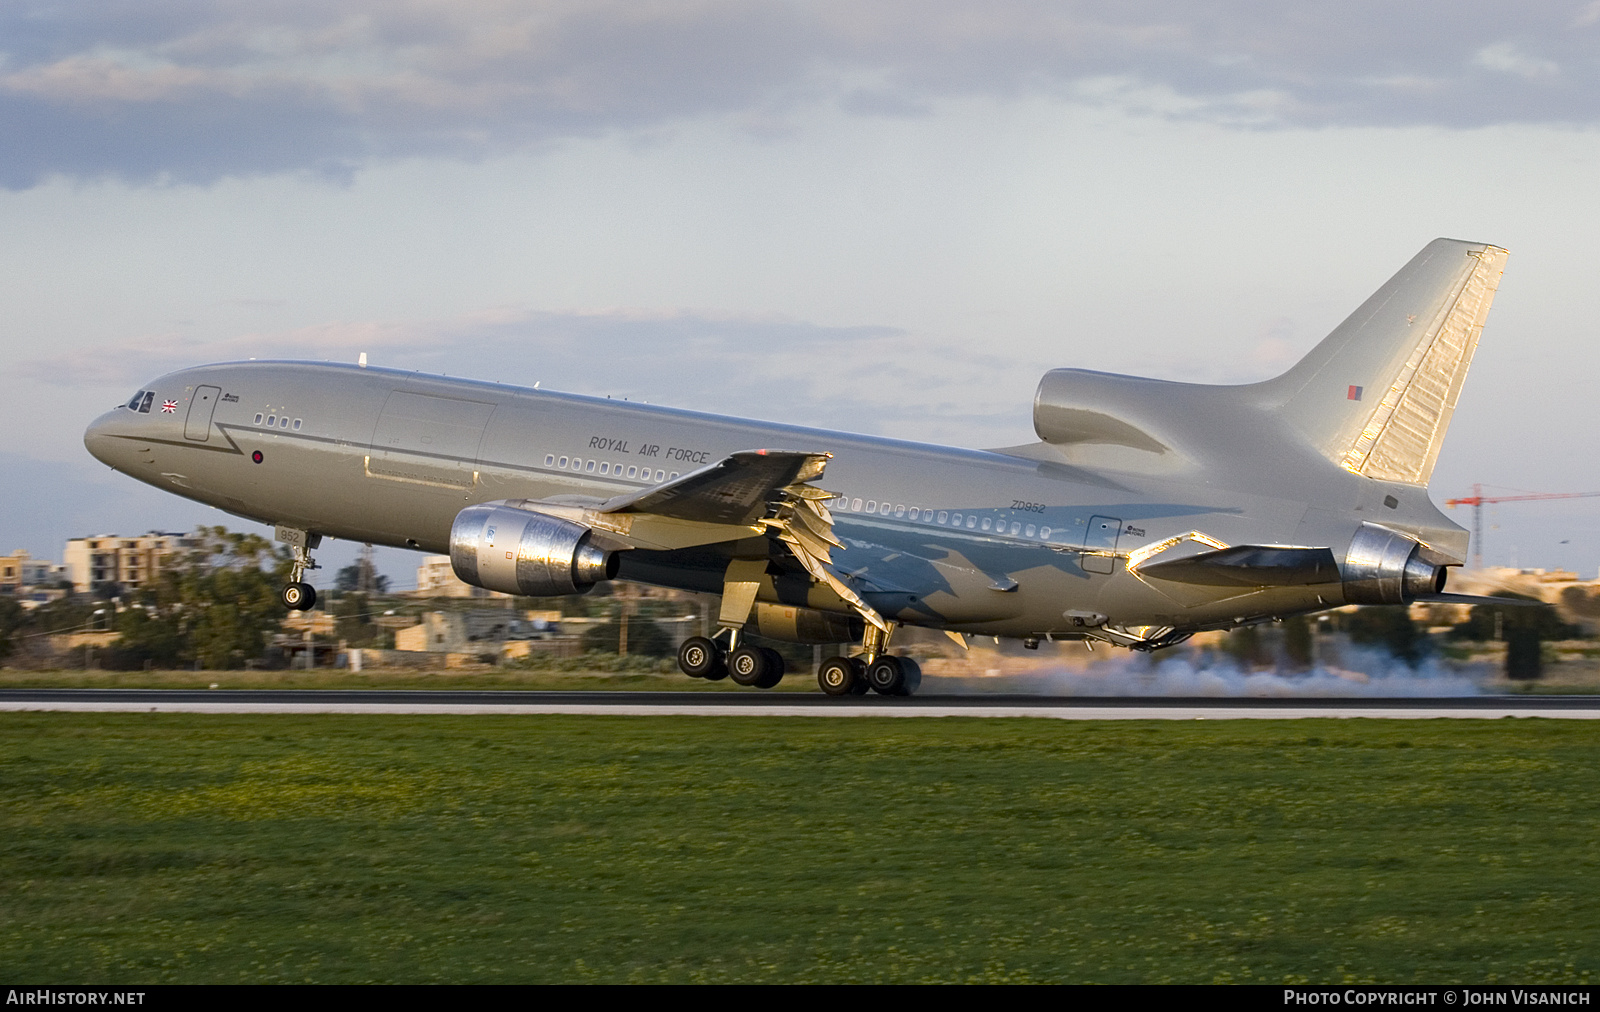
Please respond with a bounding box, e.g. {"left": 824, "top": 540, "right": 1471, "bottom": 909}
{"left": 83, "top": 361, "right": 1464, "bottom": 640}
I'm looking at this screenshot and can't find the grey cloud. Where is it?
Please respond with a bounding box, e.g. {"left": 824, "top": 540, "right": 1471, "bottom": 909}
{"left": 4, "top": 1, "right": 1598, "bottom": 188}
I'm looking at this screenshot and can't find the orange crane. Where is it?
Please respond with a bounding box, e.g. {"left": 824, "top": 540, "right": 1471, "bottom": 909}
{"left": 1443, "top": 484, "right": 1600, "bottom": 569}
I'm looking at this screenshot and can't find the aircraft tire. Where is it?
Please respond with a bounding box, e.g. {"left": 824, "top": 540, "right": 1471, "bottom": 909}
{"left": 677, "top": 636, "right": 723, "bottom": 679}
{"left": 280, "top": 582, "right": 316, "bottom": 611}
{"left": 848, "top": 658, "right": 871, "bottom": 695}
{"left": 754, "top": 648, "right": 785, "bottom": 689}
{"left": 867, "top": 655, "right": 905, "bottom": 695}
{"left": 817, "top": 656, "right": 859, "bottom": 696}
{"left": 727, "top": 646, "right": 769, "bottom": 687}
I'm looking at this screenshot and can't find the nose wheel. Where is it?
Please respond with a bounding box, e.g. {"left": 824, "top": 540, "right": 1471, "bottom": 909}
{"left": 281, "top": 582, "right": 317, "bottom": 611}
{"left": 276, "top": 527, "right": 321, "bottom": 612}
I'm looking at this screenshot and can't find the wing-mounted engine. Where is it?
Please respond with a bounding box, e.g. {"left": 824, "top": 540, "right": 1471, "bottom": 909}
{"left": 450, "top": 501, "right": 619, "bottom": 596}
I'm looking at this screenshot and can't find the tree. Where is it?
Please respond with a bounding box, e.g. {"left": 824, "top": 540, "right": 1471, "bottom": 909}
{"left": 0, "top": 597, "right": 25, "bottom": 661}
{"left": 139, "top": 527, "right": 292, "bottom": 669}
{"left": 1282, "top": 614, "right": 1314, "bottom": 671}
{"left": 1344, "top": 606, "right": 1425, "bottom": 667}
{"left": 582, "top": 618, "right": 671, "bottom": 656}
{"left": 1455, "top": 595, "right": 1576, "bottom": 681}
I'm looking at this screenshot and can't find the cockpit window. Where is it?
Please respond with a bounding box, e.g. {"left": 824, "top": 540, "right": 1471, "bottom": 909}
{"left": 138, "top": 392, "right": 155, "bottom": 414}
{"left": 127, "top": 391, "right": 145, "bottom": 410}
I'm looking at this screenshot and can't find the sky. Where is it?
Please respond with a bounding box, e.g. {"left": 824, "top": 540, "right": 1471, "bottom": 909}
{"left": 3, "top": 1, "right": 1600, "bottom": 587}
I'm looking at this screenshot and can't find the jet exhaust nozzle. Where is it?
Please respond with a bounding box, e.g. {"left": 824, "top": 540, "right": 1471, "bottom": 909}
{"left": 450, "top": 502, "right": 618, "bottom": 597}
{"left": 1341, "top": 523, "right": 1448, "bottom": 605}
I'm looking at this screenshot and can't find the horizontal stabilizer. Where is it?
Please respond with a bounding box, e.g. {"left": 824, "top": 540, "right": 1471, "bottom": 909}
{"left": 1137, "top": 546, "right": 1340, "bottom": 587}
{"left": 1415, "top": 593, "right": 1545, "bottom": 608}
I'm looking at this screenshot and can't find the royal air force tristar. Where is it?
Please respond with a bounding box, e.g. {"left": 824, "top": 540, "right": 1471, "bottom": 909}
{"left": 86, "top": 238, "right": 1522, "bottom": 696}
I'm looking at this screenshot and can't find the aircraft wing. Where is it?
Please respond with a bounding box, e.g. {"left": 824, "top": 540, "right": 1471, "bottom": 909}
{"left": 597, "top": 450, "right": 829, "bottom": 524}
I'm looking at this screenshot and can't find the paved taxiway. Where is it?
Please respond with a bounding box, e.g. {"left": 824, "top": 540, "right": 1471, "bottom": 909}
{"left": 2, "top": 689, "right": 1598, "bottom": 719}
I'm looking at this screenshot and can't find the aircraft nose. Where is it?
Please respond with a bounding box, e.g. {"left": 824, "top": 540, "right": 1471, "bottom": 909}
{"left": 84, "top": 409, "right": 129, "bottom": 469}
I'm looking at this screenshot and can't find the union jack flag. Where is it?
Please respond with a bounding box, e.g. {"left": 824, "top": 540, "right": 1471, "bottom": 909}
{"left": 161, "top": 400, "right": 177, "bottom": 413}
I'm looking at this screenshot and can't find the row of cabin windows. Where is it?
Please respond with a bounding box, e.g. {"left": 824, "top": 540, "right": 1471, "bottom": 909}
{"left": 253, "top": 413, "right": 302, "bottom": 431}
{"left": 841, "top": 498, "right": 1052, "bottom": 540}
{"left": 544, "top": 455, "right": 679, "bottom": 483}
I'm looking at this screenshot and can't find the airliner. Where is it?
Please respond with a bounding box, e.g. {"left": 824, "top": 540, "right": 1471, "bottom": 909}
{"left": 85, "top": 239, "right": 1509, "bottom": 695}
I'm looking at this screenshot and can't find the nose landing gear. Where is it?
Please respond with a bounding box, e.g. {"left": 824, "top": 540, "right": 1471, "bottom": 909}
{"left": 275, "top": 525, "right": 321, "bottom": 612}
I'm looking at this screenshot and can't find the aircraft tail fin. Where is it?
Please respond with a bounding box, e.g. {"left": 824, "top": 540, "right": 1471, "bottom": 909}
{"left": 1258, "top": 238, "right": 1508, "bottom": 486}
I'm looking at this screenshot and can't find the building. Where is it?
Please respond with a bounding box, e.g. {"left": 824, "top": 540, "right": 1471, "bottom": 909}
{"left": 413, "top": 555, "right": 504, "bottom": 598}
{"left": 63, "top": 532, "right": 201, "bottom": 594}
{"left": 394, "top": 610, "right": 564, "bottom": 653}
{"left": 1, "top": 551, "right": 60, "bottom": 593}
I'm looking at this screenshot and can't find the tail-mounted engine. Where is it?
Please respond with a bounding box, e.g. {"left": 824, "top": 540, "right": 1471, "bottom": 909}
{"left": 1342, "top": 523, "right": 1449, "bottom": 605}
{"left": 450, "top": 502, "right": 619, "bottom": 597}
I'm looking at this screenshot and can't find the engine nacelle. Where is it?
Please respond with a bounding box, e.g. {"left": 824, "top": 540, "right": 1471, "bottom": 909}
{"left": 450, "top": 502, "right": 618, "bottom": 597}
{"left": 749, "top": 602, "right": 864, "bottom": 644}
{"left": 1342, "top": 524, "right": 1448, "bottom": 605}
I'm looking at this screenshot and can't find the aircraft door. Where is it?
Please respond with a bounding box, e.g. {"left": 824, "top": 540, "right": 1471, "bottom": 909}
{"left": 1081, "top": 515, "right": 1122, "bottom": 574}
{"left": 184, "top": 385, "right": 221, "bottom": 441}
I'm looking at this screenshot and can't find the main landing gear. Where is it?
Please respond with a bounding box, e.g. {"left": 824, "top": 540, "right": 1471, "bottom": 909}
{"left": 677, "top": 633, "right": 785, "bottom": 689}
{"left": 815, "top": 653, "right": 920, "bottom": 697}
{"left": 817, "top": 620, "right": 920, "bottom": 697}
{"left": 677, "top": 622, "right": 921, "bottom": 696}
{"left": 275, "top": 526, "right": 321, "bottom": 612}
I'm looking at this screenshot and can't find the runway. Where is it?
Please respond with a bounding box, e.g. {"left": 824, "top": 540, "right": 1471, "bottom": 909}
{"left": 3, "top": 688, "right": 1599, "bottom": 719}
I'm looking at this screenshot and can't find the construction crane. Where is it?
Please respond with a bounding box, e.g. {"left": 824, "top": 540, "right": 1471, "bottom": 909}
{"left": 1443, "top": 484, "right": 1600, "bottom": 569}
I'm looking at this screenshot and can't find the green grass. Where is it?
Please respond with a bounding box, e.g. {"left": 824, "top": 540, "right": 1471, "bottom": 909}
{"left": 2, "top": 714, "right": 1598, "bottom": 983}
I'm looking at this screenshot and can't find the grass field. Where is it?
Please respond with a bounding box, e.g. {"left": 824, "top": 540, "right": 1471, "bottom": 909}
{"left": 2, "top": 714, "right": 1598, "bottom": 983}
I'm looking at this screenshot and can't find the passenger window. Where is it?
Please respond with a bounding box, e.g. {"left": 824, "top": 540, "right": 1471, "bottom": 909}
{"left": 669, "top": 472, "right": 679, "bottom": 479}
{"left": 866, "top": 501, "right": 877, "bottom": 513}
{"left": 908, "top": 507, "right": 919, "bottom": 520}
{"left": 558, "top": 456, "right": 568, "bottom": 468}
{"left": 139, "top": 392, "right": 154, "bottom": 413}
{"left": 894, "top": 505, "right": 905, "bottom": 518}
{"left": 267, "top": 415, "right": 277, "bottom": 427}
{"left": 655, "top": 470, "right": 665, "bottom": 481}
{"left": 851, "top": 498, "right": 862, "bottom": 511}
{"left": 599, "top": 462, "right": 609, "bottom": 474}
{"left": 546, "top": 455, "right": 555, "bottom": 466}
{"left": 627, "top": 466, "right": 637, "bottom": 478}
{"left": 938, "top": 511, "right": 948, "bottom": 524}
{"left": 573, "top": 458, "right": 583, "bottom": 470}
{"left": 586, "top": 460, "right": 596, "bottom": 472}
{"left": 292, "top": 419, "right": 302, "bottom": 431}
{"left": 924, "top": 510, "right": 935, "bottom": 522}
{"left": 1040, "top": 527, "right": 1052, "bottom": 539}
{"left": 966, "top": 516, "right": 977, "bottom": 529}
{"left": 1025, "top": 524, "right": 1036, "bottom": 537}
{"left": 255, "top": 414, "right": 264, "bottom": 425}
{"left": 1010, "top": 522, "right": 1021, "bottom": 536}
{"left": 951, "top": 513, "right": 962, "bottom": 525}
{"left": 280, "top": 417, "right": 290, "bottom": 428}
{"left": 981, "top": 518, "right": 992, "bottom": 531}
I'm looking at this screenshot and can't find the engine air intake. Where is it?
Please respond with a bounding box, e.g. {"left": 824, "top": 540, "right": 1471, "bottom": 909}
{"left": 450, "top": 502, "right": 618, "bottom": 597}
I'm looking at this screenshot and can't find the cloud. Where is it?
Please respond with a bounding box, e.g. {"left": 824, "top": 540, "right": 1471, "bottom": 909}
{"left": 17, "top": 306, "right": 1037, "bottom": 447}
{"left": 2, "top": 2, "right": 1598, "bottom": 188}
